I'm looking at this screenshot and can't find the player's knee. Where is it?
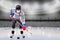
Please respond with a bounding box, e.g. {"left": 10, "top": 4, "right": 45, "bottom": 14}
{"left": 12, "top": 30, "right": 15, "bottom": 34}
{"left": 12, "top": 24, "right": 15, "bottom": 29}
{"left": 19, "top": 26, "right": 22, "bottom": 29}
{"left": 12, "top": 25, "right": 15, "bottom": 29}
{"left": 20, "top": 31, "right": 23, "bottom": 34}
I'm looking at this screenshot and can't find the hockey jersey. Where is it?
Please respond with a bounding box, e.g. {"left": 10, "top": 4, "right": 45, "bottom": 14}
{"left": 10, "top": 8, "right": 25, "bottom": 26}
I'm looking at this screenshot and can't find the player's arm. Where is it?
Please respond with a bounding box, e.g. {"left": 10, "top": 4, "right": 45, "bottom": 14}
{"left": 22, "top": 12, "right": 26, "bottom": 26}
{"left": 9, "top": 9, "right": 14, "bottom": 19}
{"left": 21, "top": 11, "right": 26, "bottom": 30}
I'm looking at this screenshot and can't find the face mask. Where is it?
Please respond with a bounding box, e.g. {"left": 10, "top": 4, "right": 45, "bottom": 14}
{"left": 16, "top": 10, "right": 20, "bottom": 13}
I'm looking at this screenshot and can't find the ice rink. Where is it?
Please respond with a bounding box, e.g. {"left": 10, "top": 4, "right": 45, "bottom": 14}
{"left": 0, "top": 27, "right": 60, "bottom": 40}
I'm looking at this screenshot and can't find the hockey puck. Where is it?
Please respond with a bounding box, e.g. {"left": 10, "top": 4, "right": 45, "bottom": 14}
{"left": 17, "top": 37, "right": 20, "bottom": 39}
{"left": 23, "top": 36, "right": 25, "bottom": 38}
{"left": 10, "top": 36, "right": 13, "bottom": 38}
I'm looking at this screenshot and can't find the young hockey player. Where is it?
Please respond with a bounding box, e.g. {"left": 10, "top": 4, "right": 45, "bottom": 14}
{"left": 9, "top": 5, "right": 26, "bottom": 39}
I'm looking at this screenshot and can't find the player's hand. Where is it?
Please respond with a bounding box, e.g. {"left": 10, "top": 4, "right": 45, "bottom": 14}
{"left": 9, "top": 16, "right": 13, "bottom": 19}
{"left": 22, "top": 24, "right": 26, "bottom": 30}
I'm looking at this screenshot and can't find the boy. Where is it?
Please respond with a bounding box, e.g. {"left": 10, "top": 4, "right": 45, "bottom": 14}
{"left": 9, "top": 5, "right": 26, "bottom": 39}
